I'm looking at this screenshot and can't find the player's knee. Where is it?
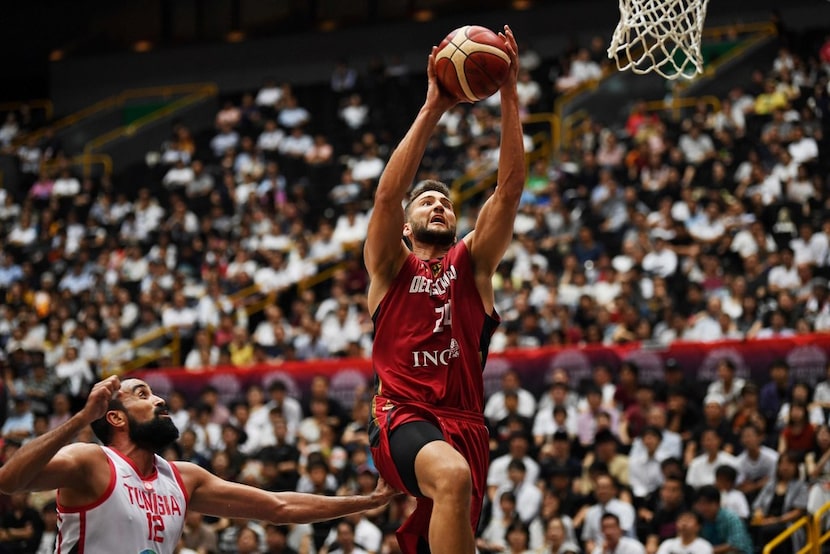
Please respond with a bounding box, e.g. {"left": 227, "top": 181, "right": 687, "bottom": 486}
{"left": 430, "top": 459, "right": 472, "bottom": 500}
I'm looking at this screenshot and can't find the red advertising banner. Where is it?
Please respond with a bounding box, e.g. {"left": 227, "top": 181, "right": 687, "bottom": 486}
{"left": 132, "top": 334, "right": 830, "bottom": 408}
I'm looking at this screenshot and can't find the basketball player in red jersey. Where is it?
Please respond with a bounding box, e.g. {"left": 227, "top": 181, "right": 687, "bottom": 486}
{"left": 364, "top": 26, "right": 524, "bottom": 554}
{"left": 0, "top": 376, "right": 397, "bottom": 554}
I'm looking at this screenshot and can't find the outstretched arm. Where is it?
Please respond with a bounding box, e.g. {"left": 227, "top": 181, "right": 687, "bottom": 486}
{"left": 464, "top": 26, "right": 525, "bottom": 278}
{"left": 364, "top": 47, "right": 459, "bottom": 309}
{"left": 178, "top": 461, "right": 398, "bottom": 524}
{"left": 0, "top": 377, "right": 119, "bottom": 494}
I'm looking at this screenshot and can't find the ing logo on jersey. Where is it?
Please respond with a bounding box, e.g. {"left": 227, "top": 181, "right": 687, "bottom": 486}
{"left": 411, "top": 338, "right": 460, "bottom": 367}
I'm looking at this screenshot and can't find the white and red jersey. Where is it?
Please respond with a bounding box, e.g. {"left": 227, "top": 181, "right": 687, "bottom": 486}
{"left": 56, "top": 446, "right": 188, "bottom": 554}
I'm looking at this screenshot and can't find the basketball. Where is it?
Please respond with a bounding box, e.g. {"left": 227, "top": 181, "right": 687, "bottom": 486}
{"left": 434, "top": 25, "right": 511, "bottom": 103}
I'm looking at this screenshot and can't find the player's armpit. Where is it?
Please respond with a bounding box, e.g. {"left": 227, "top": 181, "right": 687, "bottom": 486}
{"left": 2, "top": 442, "right": 103, "bottom": 495}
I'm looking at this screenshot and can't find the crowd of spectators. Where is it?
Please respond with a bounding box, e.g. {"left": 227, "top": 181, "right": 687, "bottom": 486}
{"left": 0, "top": 19, "right": 828, "bottom": 554}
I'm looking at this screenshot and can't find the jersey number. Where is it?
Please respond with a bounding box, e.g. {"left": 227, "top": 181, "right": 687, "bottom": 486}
{"left": 433, "top": 301, "right": 452, "bottom": 333}
{"left": 146, "top": 513, "right": 165, "bottom": 543}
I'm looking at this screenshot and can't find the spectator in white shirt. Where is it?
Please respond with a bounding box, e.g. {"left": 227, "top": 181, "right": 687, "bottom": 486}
{"left": 655, "top": 511, "right": 713, "bottom": 554}
{"left": 489, "top": 458, "right": 543, "bottom": 525}
{"left": 484, "top": 369, "right": 538, "bottom": 424}
{"left": 52, "top": 168, "right": 81, "bottom": 197}
{"left": 592, "top": 512, "right": 645, "bottom": 554}
{"left": 582, "top": 476, "right": 637, "bottom": 554}
{"left": 788, "top": 126, "right": 819, "bottom": 164}
{"left": 210, "top": 122, "right": 240, "bottom": 158}
{"left": 678, "top": 124, "right": 715, "bottom": 166}
{"left": 686, "top": 428, "right": 740, "bottom": 490}
{"left": 767, "top": 247, "right": 800, "bottom": 294}
{"left": 629, "top": 426, "right": 668, "bottom": 500}
{"left": 706, "top": 359, "right": 746, "bottom": 417}
{"left": 255, "top": 79, "right": 285, "bottom": 109}
{"left": 714, "top": 465, "right": 750, "bottom": 520}
{"left": 642, "top": 236, "right": 678, "bottom": 279}
{"left": 487, "top": 432, "right": 540, "bottom": 501}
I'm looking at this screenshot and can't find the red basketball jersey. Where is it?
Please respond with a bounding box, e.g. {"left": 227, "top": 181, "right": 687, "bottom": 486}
{"left": 372, "top": 240, "right": 499, "bottom": 413}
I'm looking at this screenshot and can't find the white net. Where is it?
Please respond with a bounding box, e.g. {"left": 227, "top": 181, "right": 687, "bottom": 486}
{"left": 607, "top": 0, "right": 711, "bottom": 80}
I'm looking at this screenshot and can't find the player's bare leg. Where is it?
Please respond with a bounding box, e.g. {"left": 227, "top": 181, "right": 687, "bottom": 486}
{"left": 414, "top": 441, "right": 476, "bottom": 554}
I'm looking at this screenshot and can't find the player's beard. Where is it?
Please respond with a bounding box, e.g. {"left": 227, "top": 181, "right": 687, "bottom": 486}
{"left": 129, "top": 408, "right": 180, "bottom": 452}
{"left": 411, "top": 220, "right": 456, "bottom": 247}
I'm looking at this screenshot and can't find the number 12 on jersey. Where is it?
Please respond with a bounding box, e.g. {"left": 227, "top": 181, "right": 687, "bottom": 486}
{"left": 433, "top": 301, "right": 452, "bottom": 333}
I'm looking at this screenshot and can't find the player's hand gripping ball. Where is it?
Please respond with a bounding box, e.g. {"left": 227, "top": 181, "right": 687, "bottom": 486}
{"left": 435, "top": 25, "right": 512, "bottom": 103}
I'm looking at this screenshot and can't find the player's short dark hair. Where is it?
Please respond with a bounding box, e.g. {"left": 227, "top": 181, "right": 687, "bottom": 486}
{"left": 404, "top": 180, "right": 451, "bottom": 214}
{"left": 90, "top": 397, "right": 127, "bottom": 445}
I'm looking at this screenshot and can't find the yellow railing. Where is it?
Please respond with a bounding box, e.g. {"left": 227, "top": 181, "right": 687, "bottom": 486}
{"left": 552, "top": 19, "right": 777, "bottom": 151}
{"left": 762, "top": 515, "right": 813, "bottom": 554}
{"left": 42, "top": 152, "right": 113, "bottom": 179}
{"left": 642, "top": 95, "right": 722, "bottom": 121}
{"left": 84, "top": 83, "right": 217, "bottom": 154}
{"left": 15, "top": 82, "right": 217, "bottom": 147}
{"left": 0, "top": 99, "right": 54, "bottom": 122}
{"left": 675, "top": 21, "right": 778, "bottom": 92}
{"left": 552, "top": 69, "right": 612, "bottom": 152}
{"left": 449, "top": 112, "right": 556, "bottom": 206}
{"left": 101, "top": 326, "right": 180, "bottom": 378}
{"left": 814, "top": 501, "right": 830, "bottom": 552}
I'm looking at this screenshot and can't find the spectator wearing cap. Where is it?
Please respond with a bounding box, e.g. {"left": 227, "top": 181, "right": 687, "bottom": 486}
{"left": 487, "top": 431, "right": 540, "bottom": 504}
{"left": 580, "top": 473, "right": 636, "bottom": 554}
{"left": 706, "top": 359, "right": 746, "bottom": 420}
{"left": 694, "top": 485, "right": 753, "bottom": 554}
{"left": 686, "top": 428, "right": 740, "bottom": 491}
{"left": 1, "top": 393, "right": 34, "bottom": 443}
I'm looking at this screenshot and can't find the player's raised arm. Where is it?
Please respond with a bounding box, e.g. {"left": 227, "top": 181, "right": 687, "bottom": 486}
{"left": 177, "top": 461, "right": 398, "bottom": 524}
{"left": 0, "top": 377, "right": 120, "bottom": 494}
{"left": 364, "top": 48, "right": 459, "bottom": 302}
{"left": 464, "top": 26, "right": 525, "bottom": 277}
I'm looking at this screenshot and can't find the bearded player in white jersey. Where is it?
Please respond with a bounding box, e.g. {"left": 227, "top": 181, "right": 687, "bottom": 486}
{"left": 0, "top": 376, "right": 397, "bottom": 554}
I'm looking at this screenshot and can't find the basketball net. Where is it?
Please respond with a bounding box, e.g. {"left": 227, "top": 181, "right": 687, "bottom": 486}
{"left": 607, "top": 0, "right": 710, "bottom": 80}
